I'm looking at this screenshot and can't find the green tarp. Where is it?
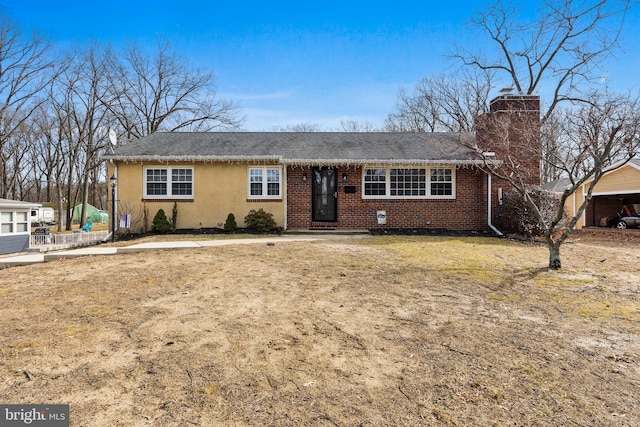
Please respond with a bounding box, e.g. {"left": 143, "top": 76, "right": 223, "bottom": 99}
{"left": 90, "top": 210, "right": 109, "bottom": 223}
{"left": 72, "top": 204, "right": 108, "bottom": 223}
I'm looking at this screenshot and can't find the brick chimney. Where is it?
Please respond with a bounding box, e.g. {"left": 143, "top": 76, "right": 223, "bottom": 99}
{"left": 476, "top": 95, "right": 541, "bottom": 185}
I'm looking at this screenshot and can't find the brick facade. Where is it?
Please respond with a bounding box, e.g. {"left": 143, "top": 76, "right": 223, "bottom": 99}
{"left": 476, "top": 95, "right": 541, "bottom": 186}
{"left": 286, "top": 166, "right": 490, "bottom": 231}
{"left": 476, "top": 95, "right": 542, "bottom": 232}
{"left": 286, "top": 95, "right": 541, "bottom": 232}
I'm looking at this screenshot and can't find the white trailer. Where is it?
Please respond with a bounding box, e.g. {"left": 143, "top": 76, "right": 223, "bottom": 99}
{"left": 30, "top": 207, "right": 55, "bottom": 226}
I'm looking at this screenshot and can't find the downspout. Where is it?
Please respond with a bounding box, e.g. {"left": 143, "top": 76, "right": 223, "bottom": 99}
{"left": 114, "top": 163, "right": 118, "bottom": 232}
{"left": 487, "top": 173, "right": 504, "bottom": 237}
{"left": 283, "top": 166, "right": 288, "bottom": 230}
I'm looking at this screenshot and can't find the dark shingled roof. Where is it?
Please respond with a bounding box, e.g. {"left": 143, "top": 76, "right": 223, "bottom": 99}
{"left": 542, "top": 178, "right": 572, "bottom": 193}
{"left": 104, "top": 132, "right": 482, "bottom": 165}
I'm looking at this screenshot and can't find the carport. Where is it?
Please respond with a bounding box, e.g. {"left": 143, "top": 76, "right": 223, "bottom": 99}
{"left": 585, "top": 194, "right": 640, "bottom": 227}
{"left": 572, "top": 159, "right": 640, "bottom": 228}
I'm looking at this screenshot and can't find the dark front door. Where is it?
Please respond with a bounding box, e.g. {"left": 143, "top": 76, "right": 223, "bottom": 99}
{"left": 312, "top": 167, "right": 337, "bottom": 222}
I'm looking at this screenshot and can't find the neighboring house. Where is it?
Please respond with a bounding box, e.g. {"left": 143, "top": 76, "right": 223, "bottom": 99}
{"left": 0, "top": 199, "right": 40, "bottom": 255}
{"left": 569, "top": 158, "right": 640, "bottom": 229}
{"left": 102, "top": 95, "right": 540, "bottom": 233}
{"left": 543, "top": 178, "right": 572, "bottom": 194}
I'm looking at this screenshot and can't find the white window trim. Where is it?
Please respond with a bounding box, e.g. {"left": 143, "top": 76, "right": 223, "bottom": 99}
{"left": 362, "top": 167, "right": 456, "bottom": 199}
{"left": 0, "top": 210, "right": 30, "bottom": 235}
{"left": 247, "top": 166, "right": 283, "bottom": 200}
{"left": 143, "top": 166, "right": 194, "bottom": 199}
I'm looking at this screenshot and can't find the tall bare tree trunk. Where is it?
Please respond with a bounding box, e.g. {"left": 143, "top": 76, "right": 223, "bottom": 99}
{"left": 56, "top": 185, "right": 64, "bottom": 232}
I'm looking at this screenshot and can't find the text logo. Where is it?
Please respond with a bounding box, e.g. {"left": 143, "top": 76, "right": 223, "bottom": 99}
{"left": 1, "top": 405, "right": 69, "bottom": 426}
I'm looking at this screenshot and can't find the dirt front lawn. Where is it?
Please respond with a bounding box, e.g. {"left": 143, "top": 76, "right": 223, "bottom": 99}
{"left": 1, "top": 234, "right": 639, "bottom": 426}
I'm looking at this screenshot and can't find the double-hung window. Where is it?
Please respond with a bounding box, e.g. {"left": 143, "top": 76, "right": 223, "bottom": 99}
{"left": 144, "top": 167, "right": 193, "bottom": 199}
{"left": 363, "top": 167, "right": 455, "bottom": 199}
{"left": 16, "top": 212, "right": 29, "bottom": 232}
{"left": 1, "top": 212, "right": 13, "bottom": 234}
{"left": 430, "top": 168, "right": 453, "bottom": 196}
{"left": 0, "top": 211, "right": 29, "bottom": 234}
{"left": 364, "top": 169, "right": 387, "bottom": 196}
{"left": 171, "top": 169, "right": 193, "bottom": 196}
{"left": 248, "top": 167, "right": 282, "bottom": 199}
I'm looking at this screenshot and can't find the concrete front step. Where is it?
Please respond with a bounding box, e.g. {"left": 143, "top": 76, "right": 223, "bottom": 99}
{"left": 284, "top": 228, "right": 370, "bottom": 235}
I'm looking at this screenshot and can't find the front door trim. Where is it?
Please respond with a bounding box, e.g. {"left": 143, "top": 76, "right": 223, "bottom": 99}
{"left": 311, "top": 167, "right": 338, "bottom": 222}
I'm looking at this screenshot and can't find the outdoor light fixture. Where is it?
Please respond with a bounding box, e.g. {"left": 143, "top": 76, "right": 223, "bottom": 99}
{"left": 342, "top": 173, "right": 347, "bottom": 182}
{"left": 110, "top": 174, "right": 117, "bottom": 243}
{"left": 302, "top": 173, "right": 307, "bottom": 182}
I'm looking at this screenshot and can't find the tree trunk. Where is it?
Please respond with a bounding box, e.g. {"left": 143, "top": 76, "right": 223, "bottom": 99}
{"left": 548, "top": 244, "right": 562, "bottom": 269}
{"left": 78, "top": 163, "right": 92, "bottom": 228}
{"left": 65, "top": 185, "right": 74, "bottom": 231}
{"left": 56, "top": 185, "right": 64, "bottom": 232}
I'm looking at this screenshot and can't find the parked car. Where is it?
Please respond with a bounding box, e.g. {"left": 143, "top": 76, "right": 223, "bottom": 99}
{"left": 611, "top": 213, "right": 640, "bottom": 229}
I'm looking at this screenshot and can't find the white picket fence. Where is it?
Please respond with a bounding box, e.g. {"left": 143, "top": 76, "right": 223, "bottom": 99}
{"left": 30, "top": 231, "right": 109, "bottom": 248}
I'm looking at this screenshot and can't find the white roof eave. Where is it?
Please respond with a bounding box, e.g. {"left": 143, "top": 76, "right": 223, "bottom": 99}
{"left": 0, "top": 199, "right": 42, "bottom": 209}
{"left": 105, "top": 155, "right": 499, "bottom": 167}
{"left": 280, "top": 158, "right": 497, "bottom": 167}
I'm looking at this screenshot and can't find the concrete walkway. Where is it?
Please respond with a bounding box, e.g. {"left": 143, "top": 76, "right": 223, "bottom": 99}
{"left": 0, "top": 234, "right": 363, "bottom": 269}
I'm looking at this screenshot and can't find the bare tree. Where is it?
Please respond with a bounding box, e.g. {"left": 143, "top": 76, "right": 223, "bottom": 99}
{"left": 539, "top": 108, "right": 573, "bottom": 183}
{"left": 274, "top": 122, "right": 322, "bottom": 132}
{"left": 275, "top": 120, "right": 381, "bottom": 132}
{"left": 106, "top": 41, "right": 242, "bottom": 141}
{"left": 2, "top": 119, "right": 31, "bottom": 200}
{"left": 35, "top": 94, "right": 73, "bottom": 232}
{"left": 0, "top": 16, "right": 55, "bottom": 198}
{"left": 29, "top": 104, "right": 63, "bottom": 204}
{"left": 338, "top": 120, "right": 380, "bottom": 132}
{"left": 387, "top": 1, "right": 630, "bottom": 181}
{"left": 385, "top": 70, "right": 493, "bottom": 132}
{"left": 473, "top": 92, "right": 640, "bottom": 269}
{"left": 454, "top": 0, "right": 630, "bottom": 124}
{"left": 53, "top": 46, "right": 115, "bottom": 229}
{"left": 448, "top": 0, "right": 639, "bottom": 267}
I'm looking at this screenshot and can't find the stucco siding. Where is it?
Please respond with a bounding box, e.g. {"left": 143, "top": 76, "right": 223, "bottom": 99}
{"left": 109, "top": 162, "right": 285, "bottom": 231}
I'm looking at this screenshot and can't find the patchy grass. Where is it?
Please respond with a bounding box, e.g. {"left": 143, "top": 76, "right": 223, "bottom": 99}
{"left": 0, "top": 234, "right": 638, "bottom": 426}
{"left": 111, "top": 231, "right": 277, "bottom": 246}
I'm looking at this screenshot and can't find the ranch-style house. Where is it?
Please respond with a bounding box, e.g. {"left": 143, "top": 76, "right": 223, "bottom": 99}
{"left": 103, "top": 95, "right": 541, "bottom": 234}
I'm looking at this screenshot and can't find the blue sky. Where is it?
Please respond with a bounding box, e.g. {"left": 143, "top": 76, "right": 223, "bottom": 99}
{"left": 3, "top": 1, "right": 639, "bottom": 131}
